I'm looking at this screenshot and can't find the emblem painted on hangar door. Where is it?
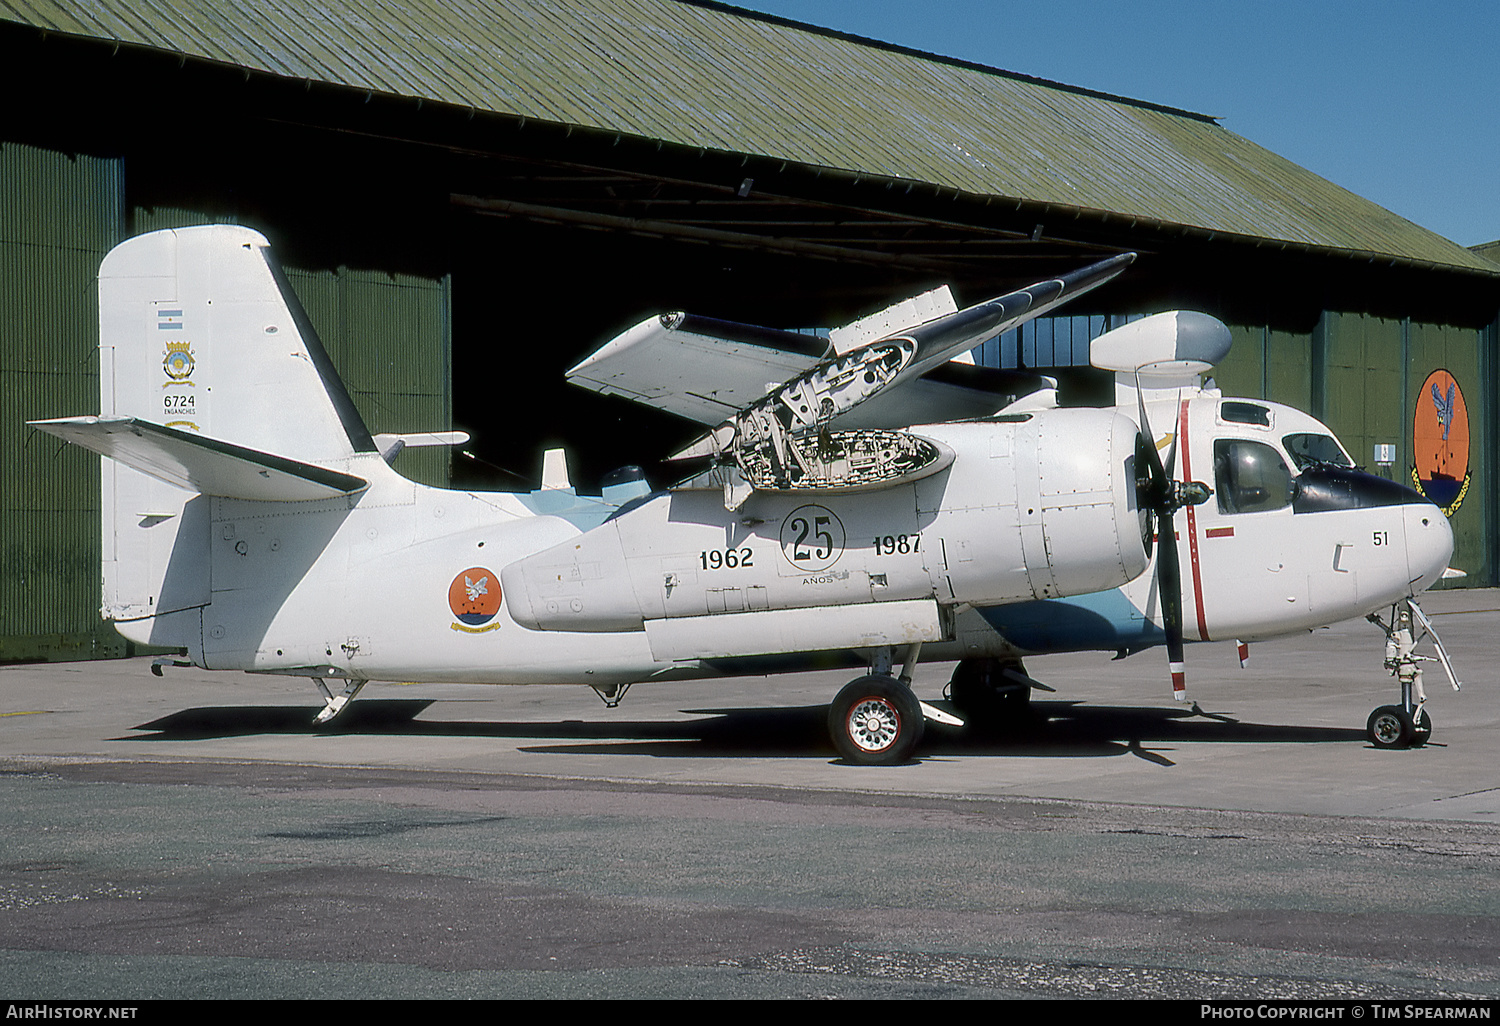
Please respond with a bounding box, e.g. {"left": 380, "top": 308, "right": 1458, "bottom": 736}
{"left": 449, "top": 567, "right": 502, "bottom": 633}
{"left": 1411, "top": 368, "right": 1470, "bottom": 517}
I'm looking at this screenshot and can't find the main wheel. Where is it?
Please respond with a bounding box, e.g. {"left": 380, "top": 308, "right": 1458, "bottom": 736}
{"left": 1410, "top": 707, "right": 1433, "bottom": 747}
{"left": 1367, "top": 705, "right": 1414, "bottom": 749}
{"left": 947, "top": 658, "right": 1031, "bottom": 729}
{"left": 829, "top": 675, "right": 924, "bottom": 765}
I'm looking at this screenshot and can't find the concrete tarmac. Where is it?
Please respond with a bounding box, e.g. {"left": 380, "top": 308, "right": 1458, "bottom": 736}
{"left": 2, "top": 588, "right": 1498, "bottom": 999}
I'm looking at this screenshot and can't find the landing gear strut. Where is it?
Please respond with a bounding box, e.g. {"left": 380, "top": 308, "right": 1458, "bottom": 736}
{"left": 313, "top": 676, "right": 368, "bottom": 725}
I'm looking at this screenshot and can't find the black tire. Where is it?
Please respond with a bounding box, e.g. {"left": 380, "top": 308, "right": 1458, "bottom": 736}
{"left": 1367, "top": 705, "right": 1414, "bottom": 749}
{"left": 1410, "top": 707, "right": 1432, "bottom": 747}
{"left": 947, "top": 658, "right": 1031, "bottom": 728}
{"left": 829, "top": 675, "right": 924, "bottom": 765}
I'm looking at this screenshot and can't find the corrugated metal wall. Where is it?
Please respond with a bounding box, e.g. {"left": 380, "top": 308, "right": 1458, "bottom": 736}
{"left": 283, "top": 266, "right": 453, "bottom": 489}
{"left": 1323, "top": 312, "right": 1407, "bottom": 477}
{"left": 1, "top": 160, "right": 452, "bottom": 661}
{"left": 0, "top": 142, "right": 126, "bottom": 660}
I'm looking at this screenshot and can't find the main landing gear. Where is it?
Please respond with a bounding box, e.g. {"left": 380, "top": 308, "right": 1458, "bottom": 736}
{"left": 944, "top": 656, "right": 1048, "bottom": 728}
{"left": 1364, "top": 598, "right": 1458, "bottom": 749}
{"left": 828, "top": 643, "right": 961, "bottom": 765}
{"left": 829, "top": 673, "right": 924, "bottom": 764}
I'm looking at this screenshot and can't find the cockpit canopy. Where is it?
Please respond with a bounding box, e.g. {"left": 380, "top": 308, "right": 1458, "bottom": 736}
{"left": 1212, "top": 429, "right": 1426, "bottom": 516}
{"left": 1283, "top": 432, "right": 1353, "bottom": 471}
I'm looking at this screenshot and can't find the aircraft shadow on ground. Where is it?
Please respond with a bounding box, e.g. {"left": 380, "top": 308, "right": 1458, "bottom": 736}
{"left": 125, "top": 699, "right": 1364, "bottom": 764}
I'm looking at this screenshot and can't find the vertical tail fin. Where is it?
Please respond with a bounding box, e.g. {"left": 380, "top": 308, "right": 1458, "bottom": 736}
{"left": 87, "top": 226, "right": 375, "bottom": 635}
{"left": 101, "top": 224, "right": 376, "bottom": 460}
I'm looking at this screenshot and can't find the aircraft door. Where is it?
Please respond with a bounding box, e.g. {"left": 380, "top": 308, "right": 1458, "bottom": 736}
{"left": 1183, "top": 428, "right": 1306, "bottom": 641}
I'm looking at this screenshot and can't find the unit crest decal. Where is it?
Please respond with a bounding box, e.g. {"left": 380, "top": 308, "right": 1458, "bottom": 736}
{"left": 162, "top": 339, "right": 195, "bottom": 381}
{"left": 1411, "top": 368, "right": 1470, "bottom": 517}
{"left": 449, "top": 567, "right": 503, "bottom": 633}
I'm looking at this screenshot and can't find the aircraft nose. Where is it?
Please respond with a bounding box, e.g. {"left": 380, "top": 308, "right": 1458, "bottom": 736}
{"left": 1404, "top": 502, "right": 1454, "bottom": 594}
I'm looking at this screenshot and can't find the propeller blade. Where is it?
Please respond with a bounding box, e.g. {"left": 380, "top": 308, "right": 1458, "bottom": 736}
{"left": 1134, "top": 387, "right": 1167, "bottom": 512}
{"left": 1161, "top": 420, "right": 1179, "bottom": 483}
{"left": 1158, "top": 508, "right": 1187, "bottom": 701}
{"left": 1134, "top": 384, "right": 1187, "bottom": 700}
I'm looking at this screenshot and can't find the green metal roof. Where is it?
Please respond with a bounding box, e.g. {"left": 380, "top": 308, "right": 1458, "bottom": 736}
{"left": 3, "top": 0, "right": 1492, "bottom": 274}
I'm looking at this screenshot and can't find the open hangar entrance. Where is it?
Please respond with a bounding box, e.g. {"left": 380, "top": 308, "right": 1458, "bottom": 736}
{"left": 422, "top": 116, "right": 1500, "bottom": 553}
{"left": 1, "top": 5, "right": 1496, "bottom": 661}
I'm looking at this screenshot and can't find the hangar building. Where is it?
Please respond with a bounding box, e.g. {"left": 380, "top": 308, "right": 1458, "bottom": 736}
{"left": 2, "top": 0, "right": 1496, "bottom": 660}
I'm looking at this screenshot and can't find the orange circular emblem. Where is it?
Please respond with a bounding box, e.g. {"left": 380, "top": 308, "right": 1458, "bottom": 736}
{"left": 1412, "top": 369, "right": 1470, "bottom": 515}
{"left": 448, "top": 567, "right": 502, "bottom": 626}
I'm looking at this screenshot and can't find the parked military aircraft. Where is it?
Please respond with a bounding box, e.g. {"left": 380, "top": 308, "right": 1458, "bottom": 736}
{"left": 32, "top": 226, "right": 1459, "bottom": 764}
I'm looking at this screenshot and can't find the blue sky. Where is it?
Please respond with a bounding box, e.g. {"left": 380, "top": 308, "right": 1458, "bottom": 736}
{"left": 728, "top": 1, "right": 1499, "bottom": 248}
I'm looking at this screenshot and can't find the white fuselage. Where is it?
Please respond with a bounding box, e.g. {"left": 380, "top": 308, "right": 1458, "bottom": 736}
{"left": 971, "top": 392, "right": 1452, "bottom": 658}
{"left": 116, "top": 392, "right": 1451, "bottom": 688}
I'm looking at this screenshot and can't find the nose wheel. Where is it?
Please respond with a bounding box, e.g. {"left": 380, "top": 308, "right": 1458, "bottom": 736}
{"left": 1366, "top": 705, "right": 1432, "bottom": 749}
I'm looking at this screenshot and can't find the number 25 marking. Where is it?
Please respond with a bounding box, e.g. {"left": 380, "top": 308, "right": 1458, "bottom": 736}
{"left": 781, "top": 504, "right": 844, "bottom": 571}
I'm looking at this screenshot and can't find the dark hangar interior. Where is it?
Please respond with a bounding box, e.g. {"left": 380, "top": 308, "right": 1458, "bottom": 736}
{"left": 1, "top": 0, "right": 1496, "bottom": 658}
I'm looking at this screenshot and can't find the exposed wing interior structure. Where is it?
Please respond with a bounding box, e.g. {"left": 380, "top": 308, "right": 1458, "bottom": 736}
{"left": 570, "top": 312, "right": 1049, "bottom": 430}
{"left": 569, "top": 254, "right": 1135, "bottom": 504}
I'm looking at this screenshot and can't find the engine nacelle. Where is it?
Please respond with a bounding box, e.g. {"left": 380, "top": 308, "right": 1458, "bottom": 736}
{"left": 502, "top": 408, "right": 1149, "bottom": 633}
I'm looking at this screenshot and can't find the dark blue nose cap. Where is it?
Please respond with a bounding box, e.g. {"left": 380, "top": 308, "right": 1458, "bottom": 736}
{"left": 1292, "top": 466, "right": 1433, "bottom": 513}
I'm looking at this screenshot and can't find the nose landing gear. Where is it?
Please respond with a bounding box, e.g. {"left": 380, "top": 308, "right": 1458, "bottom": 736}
{"left": 1364, "top": 598, "right": 1456, "bottom": 749}
{"left": 1366, "top": 703, "right": 1432, "bottom": 749}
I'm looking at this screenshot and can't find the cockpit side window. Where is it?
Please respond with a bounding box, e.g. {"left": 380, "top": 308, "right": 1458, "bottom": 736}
{"left": 1220, "top": 401, "right": 1271, "bottom": 427}
{"left": 1214, "top": 439, "right": 1295, "bottom": 515}
{"left": 1283, "top": 432, "right": 1353, "bottom": 471}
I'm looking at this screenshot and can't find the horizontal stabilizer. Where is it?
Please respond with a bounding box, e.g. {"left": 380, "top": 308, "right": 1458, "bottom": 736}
{"left": 373, "top": 430, "right": 471, "bottom": 462}
{"left": 31, "top": 417, "right": 368, "bottom": 501}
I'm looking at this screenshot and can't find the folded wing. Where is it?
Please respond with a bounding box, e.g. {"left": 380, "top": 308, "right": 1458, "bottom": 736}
{"left": 568, "top": 254, "right": 1135, "bottom": 504}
